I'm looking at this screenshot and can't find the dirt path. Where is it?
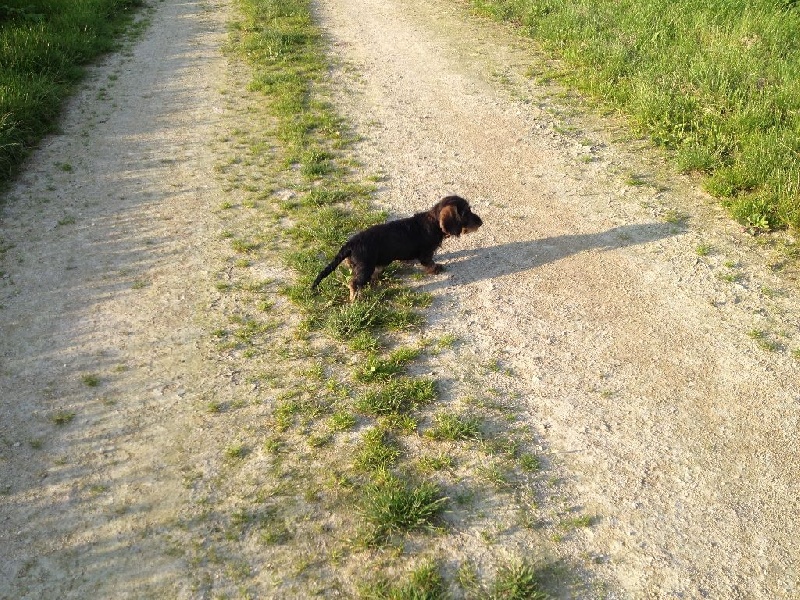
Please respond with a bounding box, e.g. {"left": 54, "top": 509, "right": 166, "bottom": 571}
{"left": 317, "top": 0, "right": 800, "bottom": 597}
{"left": 0, "top": 0, "right": 235, "bottom": 596}
{"left": 0, "top": 0, "right": 798, "bottom": 597}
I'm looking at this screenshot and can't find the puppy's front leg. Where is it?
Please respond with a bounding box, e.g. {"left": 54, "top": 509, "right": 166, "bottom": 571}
{"left": 419, "top": 254, "right": 443, "bottom": 275}
{"left": 369, "top": 266, "right": 384, "bottom": 283}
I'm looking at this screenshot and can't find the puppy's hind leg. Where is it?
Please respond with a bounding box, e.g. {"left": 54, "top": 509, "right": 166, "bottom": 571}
{"left": 348, "top": 263, "right": 375, "bottom": 302}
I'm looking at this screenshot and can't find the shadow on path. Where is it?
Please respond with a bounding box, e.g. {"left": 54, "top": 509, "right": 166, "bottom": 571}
{"left": 430, "top": 222, "right": 679, "bottom": 289}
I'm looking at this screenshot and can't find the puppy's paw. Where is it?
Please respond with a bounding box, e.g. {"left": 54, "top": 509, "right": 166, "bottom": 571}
{"left": 425, "top": 263, "right": 444, "bottom": 275}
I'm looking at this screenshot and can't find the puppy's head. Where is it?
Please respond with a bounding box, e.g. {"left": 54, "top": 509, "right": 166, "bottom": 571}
{"left": 435, "top": 195, "right": 483, "bottom": 237}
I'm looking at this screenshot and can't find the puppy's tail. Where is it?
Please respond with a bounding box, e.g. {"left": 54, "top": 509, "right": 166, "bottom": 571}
{"left": 311, "top": 245, "right": 351, "bottom": 291}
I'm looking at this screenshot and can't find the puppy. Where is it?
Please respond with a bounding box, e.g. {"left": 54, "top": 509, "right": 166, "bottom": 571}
{"left": 311, "top": 195, "right": 483, "bottom": 301}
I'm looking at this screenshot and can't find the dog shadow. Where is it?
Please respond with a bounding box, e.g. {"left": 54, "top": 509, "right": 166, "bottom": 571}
{"left": 427, "top": 222, "right": 679, "bottom": 290}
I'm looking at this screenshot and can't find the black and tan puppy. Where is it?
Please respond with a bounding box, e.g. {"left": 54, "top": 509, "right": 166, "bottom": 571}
{"left": 311, "top": 195, "right": 483, "bottom": 301}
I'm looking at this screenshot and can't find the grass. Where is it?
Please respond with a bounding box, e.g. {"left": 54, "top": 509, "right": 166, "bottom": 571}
{"left": 356, "top": 377, "right": 437, "bottom": 416}
{"left": 359, "top": 560, "right": 447, "bottom": 600}
{"left": 425, "top": 411, "right": 483, "bottom": 441}
{"left": 747, "top": 328, "right": 781, "bottom": 352}
{"left": 0, "top": 0, "right": 146, "bottom": 187}
{"left": 358, "top": 474, "right": 448, "bottom": 545}
{"left": 81, "top": 373, "right": 100, "bottom": 387}
{"left": 490, "top": 559, "right": 550, "bottom": 600}
{"left": 354, "top": 346, "right": 421, "bottom": 382}
{"left": 470, "top": 0, "right": 800, "bottom": 231}
{"left": 354, "top": 427, "right": 401, "bottom": 472}
{"left": 50, "top": 410, "right": 75, "bottom": 425}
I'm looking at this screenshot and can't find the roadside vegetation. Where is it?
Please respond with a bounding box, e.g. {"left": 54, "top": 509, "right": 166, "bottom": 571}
{"left": 173, "top": 0, "right": 603, "bottom": 596}
{"left": 0, "top": 0, "right": 145, "bottom": 186}
{"left": 471, "top": 0, "right": 800, "bottom": 232}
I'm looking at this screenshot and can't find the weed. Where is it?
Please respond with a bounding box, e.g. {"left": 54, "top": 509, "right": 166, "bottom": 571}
{"left": 560, "top": 514, "right": 594, "bottom": 529}
{"left": 485, "top": 358, "right": 503, "bottom": 372}
{"left": 718, "top": 271, "right": 743, "bottom": 283}
{"left": 747, "top": 329, "right": 781, "bottom": 352}
{"left": 325, "top": 300, "right": 383, "bottom": 339}
{"left": 625, "top": 173, "right": 647, "bottom": 186}
{"left": 456, "top": 561, "right": 481, "bottom": 595}
{"left": 662, "top": 209, "right": 688, "bottom": 226}
{"left": 433, "top": 333, "right": 458, "bottom": 350}
{"left": 519, "top": 452, "right": 542, "bottom": 472}
{"left": 329, "top": 410, "right": 356, "bottom": 432}
{"left": 478, "top": 462, "right": 510, "bottom": 489}
{"left": 343, "top": 330, "right": 377, "bottom": 351}
{"left": 416, "top": 453, "right": 455, "bottom": 474}
{"left": 231, "top": 238, "right": 259, "bottom": 253}
{"left": 483, "top": 435, "right": 521, "bottom": 458}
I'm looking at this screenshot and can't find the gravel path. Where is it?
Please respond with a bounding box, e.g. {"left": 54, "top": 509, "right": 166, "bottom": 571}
{"left": 317, "top": 0, "right": 799, "bottom": 596}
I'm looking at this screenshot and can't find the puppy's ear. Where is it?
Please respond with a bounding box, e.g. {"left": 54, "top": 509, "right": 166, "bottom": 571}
{"left": 439, "top": 205, "right": 462, "bottom": 236}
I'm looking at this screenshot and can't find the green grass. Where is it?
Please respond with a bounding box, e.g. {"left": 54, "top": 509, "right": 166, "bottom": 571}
{"left": 81, "top": 373, "right": 100, "bottom": 387}
{"left": 425, "top": 411, "right": 483, "bottom": 441}
{"left": 489, "top": 559, "right": 550, "bottom": 600}
{"left": 359, "top": 560, "right": 447, "bottom": 600}
{"left": 0, "top": 0, "right": 145, "bottom": 186}
{"left": 50, "top": 409, "right": 75, "bottom": 425}
{"left": 471, "top": 0, "right": 800, "bottom": 231}
{"left": 358, "top": 474, "right": 448, "bottom": 545}
{"left": 747, "top": 328, "right": 781, "bottom": 352}
{"left": 354, "top": 427, "right": 402, "bottom": 472}
{"left": 354, "top": 347, "right": 421, "bottom": 382}
{"left": 356, "top": 377, "right": 437, "bottom": 416}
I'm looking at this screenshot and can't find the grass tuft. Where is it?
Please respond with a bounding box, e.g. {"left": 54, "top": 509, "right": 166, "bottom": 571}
{"left": 490, "top": 559, "right": 550, "bottom": 600}
{"left": 359, "top": 474, "right": 448, "bottom": 545}
{"left": 354, "top": 347, "right": 421, "bottom": 382}
{"left": 356, "top": 377, "right": 437, "bottom": 416}
{"left": 50, "top": 410, "right": 76, "bottom": 426}
{"left": 425, "top": 411, "right": 483, "bottom": 441}
{"left": 359, "top": 560, "right": 447, "bottom": 600}
{"left": 355, "top": 427, "right": 401, "bottom": 472}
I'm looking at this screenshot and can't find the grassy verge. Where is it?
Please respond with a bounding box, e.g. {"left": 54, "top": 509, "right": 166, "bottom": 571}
{"left": 470, "top": 0, "right": 800, "bottom": 232}
{"left": 176, "top": 0, "right": 603, "bottom": 596}
{"left": 0, "top": 0, "right": 145, "bottom": 186}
